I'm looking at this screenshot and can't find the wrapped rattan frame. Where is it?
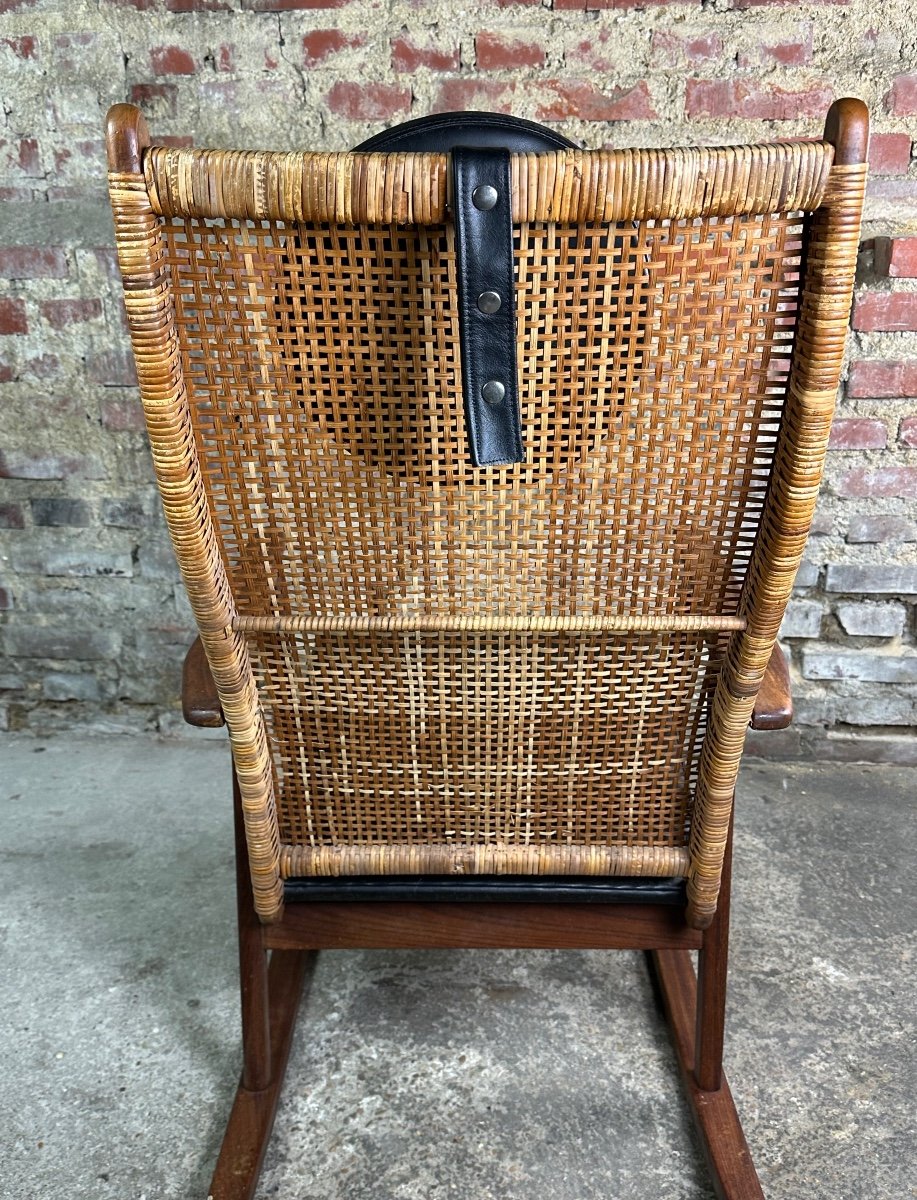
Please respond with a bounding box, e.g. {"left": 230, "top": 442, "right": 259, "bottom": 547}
{"left": 106, "top": 103, "right": 867, "bottom": 926}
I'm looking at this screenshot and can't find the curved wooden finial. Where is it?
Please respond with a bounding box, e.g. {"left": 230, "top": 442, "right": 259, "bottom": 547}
{"left": 106, "top": 103, "right": 150, "bottom": 174}
{"left": 824, "top": 97, "right": 869, "bottom": 165}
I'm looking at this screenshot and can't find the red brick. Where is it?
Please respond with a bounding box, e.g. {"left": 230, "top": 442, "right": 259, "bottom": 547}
{"left": 853, "top": 293, "right": 917, "bottom": 333}
{"left": 828, "top": 418, "right": 887, "bottom": 450}
{"left": 150, "top": 45, "right": 196, "bottom": 75}
{"left": 0, "top": 299, "right": 27, "bottom": 335}
{"left": 433, "top": 80, "right": 517, "bottom": 114}
{"left": 100, "top": 397, "right": 146, "bottom": 432}
{"left": 1, "top": 136, "right": 40, "bottom": 176}
{"left": 732, "top": 0, "right": 847, "bottom": 6}
{"left": 846, "top": 514, "right": 917, "bottom": 544}
{"left": 90, "top": 247, "right": 121, "bottom": 282}
{"left": 899, "top": 417, "right": 917, "bottom": 447}
{"left": 867, "top": 179, "right": 917, "bottom": 207}
{"left": 554, "top": 0, "right": 683, "bottom": 8}
{"left": 650, "top": 31, "right": 722, "bottom": 67}
{"left": 0, "top": 247, "right": 67, "bottom": 278}
{"left": 0, "top": 187, "right": 32, "bottom": 201}
{"left": 536, "top": 79, "right": 656, "bottom": 122}
{"left": 476, "top": 32, "right": 544, "bottom": 70}
{"left": 243, "top": 0, "right": 351, "bottom": 8}
{"left": 886, "top": 74, "right": 917, "bottom": 116}
{"left": 0, "top": 357, "right": 13, "bottom": 381}
{"left": 737, "top": 28, "right": 812, "bottom": 66}
{"left": 23, "top": 353, "right": 59, "bottom": 379}
{"left": 53, "top": 31, "right": 97, "bottom": 72}
{"left": 848, "top": 360, "right": 917, "bottom": 398}
{"left": 129, "top": 82, "right": 178, "bottom": 119}
{"left": 87, "top": 348, "right": 138, "bottom": 387}
{"left": 0, "top": 0, "right": 39, "bottom": 11}
{"left": 304, "top": 30, "right": 366, "bottom": 65}
{"left": 0, "top": 502, "right": 25, "bottom": 529}
{"left": 215, "top": 44, "right": 234, "bottom": 71}
{"left": 868, "top": 133, "right": 912, "bottom": 176}
{"left": 166, "top": 0, "right": 232, "bottom": 10}
{"left": 1, "top": 35, "right": 37, "bottom": 58}
{"left": 391, "top": 36, "right": 459, "bottom": 72}
{"left": 40, "top": 299, "right": 103, "bottom": 329}
{"left": 837, "top": 467, "right": 917, "bottom": 498}
{"left": 16, "top": 137, "right": 40, "bottom": 174}
{"left": 686, "top": 79, "right": 833, "bottom": 120}
{"left": 0, "top": 449, "right": 105, "bottom": 480}
{"left": 563, "top": 30, "right": 614, "bottom": 72}
{"left": 200, "top": 80, "right": 237, "bottom": 108}
{"left": 326, "top": 81, "right": 411, "bottom": 121}
{"left": 874, "top": 237, "right": 917, "bottom": 279}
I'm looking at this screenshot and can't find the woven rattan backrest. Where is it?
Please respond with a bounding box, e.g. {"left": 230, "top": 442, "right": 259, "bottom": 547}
{"left": 107, "top": 104, "right": 867, "bottom": 925}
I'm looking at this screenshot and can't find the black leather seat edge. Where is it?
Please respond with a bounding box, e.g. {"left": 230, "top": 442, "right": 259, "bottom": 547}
{"left": 284, "top": 876, "right": 687, "bottom": 905}
{"left": 354, "top": 110, "right": 577, "bottom": 155}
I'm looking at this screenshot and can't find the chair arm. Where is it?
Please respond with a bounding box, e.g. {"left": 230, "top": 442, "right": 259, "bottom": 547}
{"left": 749, "top": 643, "right": 793, "bottom": 730}
{"left": 182, "top": 637, "right": 224, "bottom": 727}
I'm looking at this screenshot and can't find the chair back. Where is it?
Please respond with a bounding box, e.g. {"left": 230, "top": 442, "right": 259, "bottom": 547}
{"left": 107, "top": 101, "right": 867, "bottom": 924}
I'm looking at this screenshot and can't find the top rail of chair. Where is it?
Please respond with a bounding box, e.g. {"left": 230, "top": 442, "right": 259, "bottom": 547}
{"left": 133, "top": 141, "right": 851, "bottom": 225}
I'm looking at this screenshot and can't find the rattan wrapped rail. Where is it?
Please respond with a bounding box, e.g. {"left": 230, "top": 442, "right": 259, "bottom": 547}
{"left": 108, "top": 105, "right": 866, "bottom": 929}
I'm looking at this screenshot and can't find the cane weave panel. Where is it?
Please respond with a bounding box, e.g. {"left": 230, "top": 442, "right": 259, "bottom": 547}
{"left": 248, "top": 629, "right": 714, "bottom": 851}
{"left": 160, "top": 211, "right": 802, "bottom": 858}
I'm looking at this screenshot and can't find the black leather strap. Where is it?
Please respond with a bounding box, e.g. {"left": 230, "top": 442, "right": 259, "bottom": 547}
{"left": 356, "top": 114, "right": 576, "bottom": 467}
{"left": 452, "top": 146, "right": 522, "bottom": 466}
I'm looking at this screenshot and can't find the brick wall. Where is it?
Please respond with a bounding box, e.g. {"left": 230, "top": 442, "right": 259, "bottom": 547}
{"left": 0, "top": 0, "right": 915, "bottom": 756}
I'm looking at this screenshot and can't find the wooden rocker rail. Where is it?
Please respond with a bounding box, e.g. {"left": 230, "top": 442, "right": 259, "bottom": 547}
{"left": 208, "top": 765, "right": 762, "bottom": 1200}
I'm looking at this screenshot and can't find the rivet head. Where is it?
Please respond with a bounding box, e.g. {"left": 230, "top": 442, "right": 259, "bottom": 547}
{"left": 482, "top": 380, "right": 505, "bottom": 406}
{"left": 472, "top": 184, "right": 498, "bottom": 211}
{"left": 477, "top": 290, "right": 502, "bottom": 314}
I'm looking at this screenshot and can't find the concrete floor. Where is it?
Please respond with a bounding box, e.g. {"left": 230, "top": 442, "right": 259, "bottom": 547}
{"left": 1, "top": 734, "right": 915, "bottom": 1200}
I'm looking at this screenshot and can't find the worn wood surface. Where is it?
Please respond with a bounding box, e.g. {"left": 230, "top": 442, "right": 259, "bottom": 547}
{"left": 651, "top": 947, "right": 765, "bottom": 1200}
{"left": 208, "top": 949, "right": 313, "bottom": 1200}
{"left": 264, "top": 901, "right": 703, "bottom": 951}
{"left": 750, "top": 645, "right": 793, "bottom": 732}
{"left": 182, "top": 637, "right": 224, "bottom": 728}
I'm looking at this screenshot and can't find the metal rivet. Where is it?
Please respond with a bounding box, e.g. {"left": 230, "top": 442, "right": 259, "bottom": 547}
{"left": 482, "top": 380, "right": 505, "bottom": 406}
{"left": 477, "top": 290, "right": 502, "bottom": 314}
{"left": 472, "top": 184, "right": 498, "bottom": 211}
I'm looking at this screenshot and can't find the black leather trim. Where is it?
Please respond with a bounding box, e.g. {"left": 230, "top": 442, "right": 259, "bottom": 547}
{"left": 354, "top": 111, "right": 577, "bottom": 154}
{"left": 452, "top": 146, "right": 523, "bottom": 466}
{"left": 284, "top": 875, "right": 687, "bottom": 905}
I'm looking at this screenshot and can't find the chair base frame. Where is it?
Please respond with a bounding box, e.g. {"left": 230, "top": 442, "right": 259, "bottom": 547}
{"left": 209, "top": 770, "right": 763, "bottom": 1200}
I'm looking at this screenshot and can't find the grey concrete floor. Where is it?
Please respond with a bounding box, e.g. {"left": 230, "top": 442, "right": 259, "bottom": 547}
{"left": 1, "top": 734, "right": 915, "bottom": 1200}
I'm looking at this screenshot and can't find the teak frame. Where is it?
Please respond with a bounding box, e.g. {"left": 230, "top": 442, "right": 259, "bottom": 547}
{"left": 107, "top": 97, "right": 869, "bottom": 1199}
{"left": 188, "top": 637, "right": 787, "bottom": 1200}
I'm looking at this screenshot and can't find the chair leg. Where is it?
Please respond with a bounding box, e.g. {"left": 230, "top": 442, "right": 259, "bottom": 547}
{"left": 650, "top": 815, "right": 765, "bottom": 1199}
{"left": 695, "top": 810, "right": 734, "bottom": 1093}
{"left": 208, "top": 771, "right": 314, "bottom": 1200}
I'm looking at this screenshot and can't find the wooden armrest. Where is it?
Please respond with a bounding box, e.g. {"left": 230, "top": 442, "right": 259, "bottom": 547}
{"left": 750, "top": 644, "right": 793, "bottom": 731}
{"left": 182, "top": 637, "right": 224, "bottom": 727}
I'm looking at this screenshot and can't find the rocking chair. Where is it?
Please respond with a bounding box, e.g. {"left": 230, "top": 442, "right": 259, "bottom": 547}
{"left": 106, "top": 97, "right": 868, "bottom": 1199}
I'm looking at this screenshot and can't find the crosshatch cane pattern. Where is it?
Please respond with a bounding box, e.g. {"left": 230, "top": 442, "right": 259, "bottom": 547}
{"left": 163, "top": 216, "right": 801, "bottom": 623}
{"left": 250, "top": 629, "right": 714, "bottom": 850}
{"left": 160, "top": 212, "right": 801, "bottom": 858}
